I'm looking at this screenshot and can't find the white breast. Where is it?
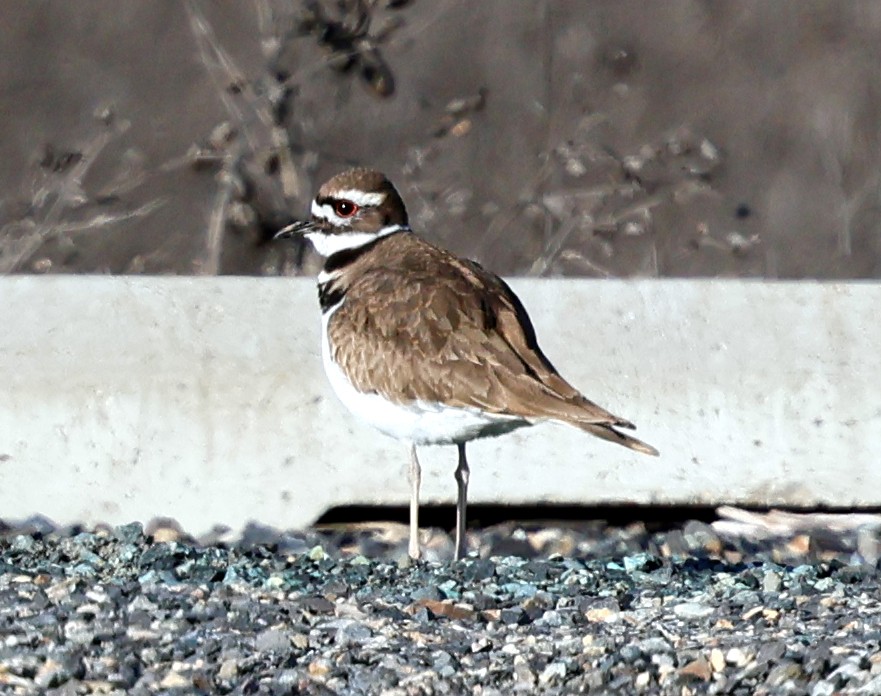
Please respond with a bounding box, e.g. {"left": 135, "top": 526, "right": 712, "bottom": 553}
{"left": 320, "top": 301, "right": 530, "bottom": 446}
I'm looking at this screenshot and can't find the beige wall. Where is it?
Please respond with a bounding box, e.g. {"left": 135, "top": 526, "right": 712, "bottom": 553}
{"left": 1, "top": 276, "right": 878, "bottom": 534}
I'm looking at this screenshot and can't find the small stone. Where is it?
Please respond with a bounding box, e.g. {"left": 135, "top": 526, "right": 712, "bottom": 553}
{"left": 726, "top": 647, "right": 750, "bottom": 667}
{"left": 811, "top": 681, "right": 835, "bottom": 696}
{"left": 710, "top": 648, "right": 726, "bottom": 672}
{"left": 788, "top": 534, "right": 810, "bottom": 555}
{"left": 308, "top": 659, "right": 331, "bottom": 677}
{"left": 432, "top": 650, "right": 453, "bottom": 668}
{"left": 461, "top": 558, "right": 496, "bottom": 582}
{"left": 11, "top": 535, "right": 35, "bottom": 552}
{"left": 652, "top": 652, "right": 676, "bottom": 676}
{"left": 302, "top": 596, "right": 335, "bottom": 614}
{"left": 756, "top": 642, "right": 787, "bottom": 665}
{"left": 413, "top": 598, "right": 475, "bottom": 621}
{"left": 254, "top": 629, "right": 290, "bottom": 653}
{"left": 503, "top": 582, "right": 538, "bottom": 599}
{"left": 766, "top": 661, "right": 803, "bottom": 685}
{"left": 539, "top": 661, "right": 567, "bottom": 684}
{"left": 308, "top": 545, "right": 327, "bottom": 561}
{"left": 437, "top": 579, "right": 460, "bottom": 599}
{"left": 639, "top": 637, "right": 671, "bottom": 655}
{"left": 623, "top": 553, "right": 658, "bottom": 573}
{"left": 147, "top": 518, "right": 185, "bottom": 543}
{"left": 673, "top": 602, "right": 715, "bottom": 619}
{"left": 335, "top": 600, "right": 368, "bottom": 620}
{"left": 64, "top": 619, "right": 95, "bottom": 644}
{"left": 680, "top": 656, "right": 712, "bottom": 682}
{"left": 471, "top": 637, "right": 492, "bottom": 653}
{"left": 34, "top": 659, "right": 69, "bottom": 688}
{"left": 159, "top": 670, "right": 191, "bottom": 689}
{"left": 513, "top": 655, "right": 535, "bottom": 686}
{"left": 763, "top": 571, "right": 782, "bottom": 593}
{"left": 335, "top": 621, "right": 372, "bottom": 646}
{"left": 585, "top": 606, "right": 619, "bottom": 623}
{"left": 274, "top": 669, "right": 300, "bottom": 687}
{"left": 742, "top": 605, "right": 763, "bottom": 620}
{"left": 500, "top": 607, "right": 526, "bottom": 625}
{"left": 217, "top": 659, "right": 238, "bottom": 680}
{"left": 411, "top": 585, "right": 443, "bottom": 602}
{"left": 858, "top": 528, "right": 881, "bottom": 565}
{"left": 537, "top": 609, "right": 562, "bottom": 627}
{"left": 814, "top": 577, "right": 835, "bottom": 592}
{"left": 114, "top": 522, "right": 144, "bottom": 543}
{"left": 481, "top": 609, "right": 501, "bottom": 622}
{"left": 618, "top": 645, "right": 641, "bottom": 662}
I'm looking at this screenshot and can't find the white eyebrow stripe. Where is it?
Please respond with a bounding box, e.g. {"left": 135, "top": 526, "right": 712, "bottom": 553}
{"left": 311, "top": 200, "right": 348, "bottom": 226}
{"left": 333, "top": 189, "right": 386, "bottom": 207}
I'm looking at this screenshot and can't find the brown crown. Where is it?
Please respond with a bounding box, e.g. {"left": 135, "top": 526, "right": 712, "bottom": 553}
{"left": 316, "top": 168, "right": 409, "bottom": 231}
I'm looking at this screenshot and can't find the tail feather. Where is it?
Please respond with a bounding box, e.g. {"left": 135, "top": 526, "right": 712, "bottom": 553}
{"left": 579, "top": 422, "right": 660, "bottom": 456}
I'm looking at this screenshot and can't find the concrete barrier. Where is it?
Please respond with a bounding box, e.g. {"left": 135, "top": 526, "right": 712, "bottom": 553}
{"left": 1, "top": 276, "right": 878, "bottom": 535}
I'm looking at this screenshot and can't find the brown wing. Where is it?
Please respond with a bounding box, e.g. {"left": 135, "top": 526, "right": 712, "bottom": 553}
{"left": 327, "top": 236, "right": 658, "bottom": 455}
{"left": 455, "top": 258, "right": 658, "bottom": 456}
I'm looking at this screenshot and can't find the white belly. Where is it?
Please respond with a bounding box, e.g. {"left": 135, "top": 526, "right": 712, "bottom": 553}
{"left": 321, "top": 303, "right": 530, "bottom": 445}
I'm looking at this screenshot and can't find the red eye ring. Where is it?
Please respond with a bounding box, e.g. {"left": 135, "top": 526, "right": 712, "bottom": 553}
{"left": 333, "top": 200, "right": 359, "bottom": 218}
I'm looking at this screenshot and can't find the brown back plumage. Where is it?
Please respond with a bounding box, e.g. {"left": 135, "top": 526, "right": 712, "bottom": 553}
{"left": 324, "top": 230, "right": 658, "bottom": 456}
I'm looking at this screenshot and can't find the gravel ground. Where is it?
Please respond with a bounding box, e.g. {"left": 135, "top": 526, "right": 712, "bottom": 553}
{"left": 2, "top": 514, "right": 881, "bottom": 695}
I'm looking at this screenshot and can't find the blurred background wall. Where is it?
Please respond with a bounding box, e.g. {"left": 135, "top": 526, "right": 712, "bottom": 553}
{"left": 2, "top": 0, "right": 880, "bottom": 279}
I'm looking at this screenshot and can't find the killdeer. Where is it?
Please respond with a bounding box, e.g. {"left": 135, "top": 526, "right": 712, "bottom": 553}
{"left": 277, "top": 168, "right": 658, "bottom": 560}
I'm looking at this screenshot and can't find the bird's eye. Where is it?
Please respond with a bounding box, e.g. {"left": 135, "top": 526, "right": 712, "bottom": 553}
{"left": 333, "top": 200, "right": 358, "bottom": 218}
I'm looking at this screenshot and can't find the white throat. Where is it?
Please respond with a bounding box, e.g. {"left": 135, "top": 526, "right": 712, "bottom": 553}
{"left": 305, "top": 224, "right": 407, "bottom": 257}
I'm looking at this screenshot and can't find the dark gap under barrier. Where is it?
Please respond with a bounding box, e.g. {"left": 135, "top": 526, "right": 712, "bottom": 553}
{"left": 318, "top": 504, "right": 721, "bottom": 532}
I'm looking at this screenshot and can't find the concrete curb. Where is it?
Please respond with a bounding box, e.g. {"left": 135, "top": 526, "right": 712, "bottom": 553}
{"left": 1, "top": 276, "right": 879, "bottom": 535}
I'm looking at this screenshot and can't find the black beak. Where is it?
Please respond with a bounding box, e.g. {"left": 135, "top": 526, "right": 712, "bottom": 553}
{"left": 274, "top": 220, "right": 314, "bottom": 240}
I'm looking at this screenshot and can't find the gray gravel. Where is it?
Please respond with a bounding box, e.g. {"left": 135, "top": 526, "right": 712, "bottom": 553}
{"left": 2, "top": 516, "right": 881, "bottom": 694}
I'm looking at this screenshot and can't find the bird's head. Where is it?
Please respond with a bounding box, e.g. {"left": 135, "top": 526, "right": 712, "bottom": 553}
{"left": 275, "top": 168, "right": 409, "bottom": 256}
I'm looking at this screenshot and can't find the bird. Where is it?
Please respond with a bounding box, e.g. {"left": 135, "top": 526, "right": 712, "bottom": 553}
{"left": 276, "top": 168, "right": 658, "bottom": 560}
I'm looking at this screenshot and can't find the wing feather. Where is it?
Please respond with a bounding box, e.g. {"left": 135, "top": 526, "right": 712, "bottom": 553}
{"left": 326, "top": 234, "right": 657, "bottom": 455}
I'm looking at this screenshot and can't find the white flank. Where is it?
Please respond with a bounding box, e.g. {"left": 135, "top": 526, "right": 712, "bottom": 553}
{"left": 334, "top": 189, "right": 387, "bottom": 207}
{"left": 305, "top": 224, "right": 407, "bottom": 257}
{"left": 321, "top": 301, "right": 530, "bottom": 445}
